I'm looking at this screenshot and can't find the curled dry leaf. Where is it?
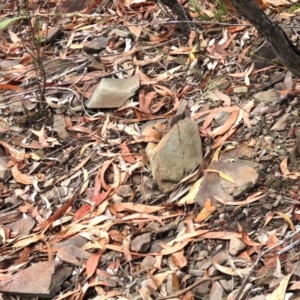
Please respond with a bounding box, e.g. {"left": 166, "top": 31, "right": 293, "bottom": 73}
{"left": 111, "top": 202, "right": 163, "bottom": 214}
{"left": 275, "top": 211, "right": 295, "bottom": 231}
{"left": 213, "top": 262, "right": 251, "bottom": 276}
{"left": 12, "top": 164, "right": 34, "bottom": 185}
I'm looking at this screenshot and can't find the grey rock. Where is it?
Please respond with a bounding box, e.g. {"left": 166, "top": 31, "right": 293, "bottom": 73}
{"left": 211, "top": 77, "right": 231, "bottom": 90}
{"left": 112, "top": 193, "right": 123, "bottom": 203}
{"left": 253, "top": 89, "right": 280, "bottom": 103}
{"left": 131, "top": 233, "right": 151, "bottom": 252}
{"left": 271, "top": 113, "right": 289, "bottom": 131}
{"left": 57, "top": 245, "right": 92, "bottom": 266}
{"left": 8, "top": 218, "right": 36, "bottom": 236}
{"left": 150, "top": 237, "right": 172, "bottom": 253}
{"left": 0, "top": 156, "right": 10, "bottom": 181}
{"left": 41, "top": 26, "right": 63, "bottom": 44}
{"left": 233, "top": 181, "right": 255, "bottom": 199}
{"left": 229, "top": 237, "right": 246, "bottom": 256}
{"left": 189, "top": 269, "right": 204, "bottom": 277}
{"left": 116, "top": 185, "right": 134, "bottom": 198}
{"left": 219, "top": 279, "right": 238, "bottom": 293}
{"left": 53, "top": 115, "right": 70, "bottom": 142}
{"left": 209, "top": 282, "right": 227, "bottom": 300}
{"left": 83, "top": 37, "right": 109, "bottom": 54}
{"left": 195, "top": 279, "right": 212, "bottom": 295}
{"left": 52, "top": 235, "right": 88, "bottom": 251}
{"left": 149, "top": 118, "right": 203, "bottom": 193}
{"left": 208, "top": 265, "right": 219, "bottom": 276}
{"left": 86, "top": 74, "right": 140, "bottom": 109}
{"left": 212, "top": 251, "right": 227, "bottom": 264}
{"left": 196, "top": 259, "right": 212, "bottom": 270}
{"left": 140, "top": 256, "right": 156, "bottom": 270}
{"left": 198, "top": 250, "right": 209, "bottom": 260}
{"left": 0, "top": 261, "right": 72, "bottom": 298}
{"left": 214, "top": 111, "right": 230, "bottom": 126}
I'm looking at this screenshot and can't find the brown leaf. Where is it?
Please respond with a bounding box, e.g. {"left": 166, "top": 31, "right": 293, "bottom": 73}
{"left": 86, "top": 250, "right": 104, "bottom": 279}
{"left": 12, "top": 164, "right": 33, "bottom": 185}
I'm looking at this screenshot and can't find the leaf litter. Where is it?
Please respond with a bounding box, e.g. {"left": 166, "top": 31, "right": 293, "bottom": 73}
{"left": 0, "top": 0, "right": 300, "bottom": 299}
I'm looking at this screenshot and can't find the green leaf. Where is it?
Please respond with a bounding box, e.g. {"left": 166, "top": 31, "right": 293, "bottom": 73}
{"left": 0, "top": 16, "right": 23, "bottom": 31}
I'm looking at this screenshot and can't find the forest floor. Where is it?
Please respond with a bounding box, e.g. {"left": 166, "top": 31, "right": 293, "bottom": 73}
{"left": 0, "top": 0, "right": 300, "bottom": 299}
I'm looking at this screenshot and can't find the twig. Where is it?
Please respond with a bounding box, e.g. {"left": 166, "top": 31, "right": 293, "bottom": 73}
{"left": 156, "top": 278, "right": 211, "bottom": 300}
{"left": 234, "top": 226, "right": 300, "bottom": 300}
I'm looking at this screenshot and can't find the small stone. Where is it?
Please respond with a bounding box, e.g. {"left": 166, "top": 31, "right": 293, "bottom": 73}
{"left": 53, "top": 115, "right": 70, "bottom": 142}
{"left": 57, "top": 245, "right": 92, "bottom": 266}
{"left": 195, "top": 259, "right": 212, "bottom": 270}
{"left": 112, "top": 29, "right": 132, "bottom": 38}
{"left": 214, "top": 111, "right": 230, "bottom": 126}
{"left": 140, "top": 256, "right": 156, "bottom": 270}
{"left": 229, "top": 237, "right": 246, "bottom": 256}
{"left": 220, "top": 279, "right": 238, "bottom": 293}
{"left": 208, "top": 265, "right": 219, "bottom": 276}
{"left": 85, "top": 74, "right": 140, "bottom": 109}
{"left": 259, "top": 155, "right": 273, "bottom": 161}
{"left": 83, "top": 37, "right": 109, "bottom": 54}
{"left": 271, "top": 113, "right": 289, "bottom": 131}
{"left": 41, "top": 26, "right": 63, "bottom": 44}
{"left": 209, "top": 282, "right": 227, "bottom": 300}
{"left": 195, "top": 280, "right": 212, "bottom": 295}
{"left": 112, "top": 193, "right": 123, "bottom": 203}
{"left": 52, "top": 235, "right": 88, "bottom": 251}
{"left": 233, "top": 181, "right": 255, "bottom": 199}
{"left": 263, "top": 137, "right": 274, "bottom": 146}
{"left": 8, "top": 218, "right": 36, "bottom": 236}
{"left": 197, "top": 250, "right": 209, "bottom": 260}
{"left": 212, "top": 251, "right": 227, "bottom": 264}
{"left": 150, "top": 237, "right": 172, "bottom": 253}
{"left": 211, "top": 77, "right": 231, "bottom": 90}
{"left": 233, "top": 86, "right": 248, "bottom": 93}
{"left": 116, "top": 185, "right": 134, "bottom": 198}
{"left": 131, "top": 233, "right": 151, "bottom": 252}
{"left": 0, "top": 156, "right": 10, "bottom": 181}
{"left": 131, "top": 174, "right": 142, "bottom": 185}
{"left": 189, "top": 270, "right": 204, "bottom": 277}
{"left": 253, "top": 89, "right": 280, "bottom": 103}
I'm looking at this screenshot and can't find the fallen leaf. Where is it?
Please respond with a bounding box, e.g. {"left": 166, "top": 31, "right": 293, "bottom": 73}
{"left": 267, "top": 273, "right": 293, "bottom": 300}
{"left": 194, "top": 198, "right": 216, "bottom": 223}
{"left": 12, "top": 164, "right": 33, "bottom": 185}
{"left": 275, "top": 211, "right": 295, "bottom": 231}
